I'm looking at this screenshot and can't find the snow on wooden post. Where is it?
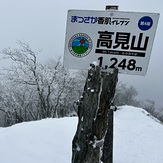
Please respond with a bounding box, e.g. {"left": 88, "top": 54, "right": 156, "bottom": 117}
{"left": 72, "top": 63, "right": 118, "bottom": 163}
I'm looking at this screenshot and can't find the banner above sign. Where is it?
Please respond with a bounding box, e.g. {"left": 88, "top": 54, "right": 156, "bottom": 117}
{"left": 64, "top": 9, "right": 159, "bottom": 76}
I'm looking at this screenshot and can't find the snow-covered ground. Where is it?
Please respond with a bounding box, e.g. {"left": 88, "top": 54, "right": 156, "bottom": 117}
{"left": 0, "top": 105, "right": 163, "bottom": 163}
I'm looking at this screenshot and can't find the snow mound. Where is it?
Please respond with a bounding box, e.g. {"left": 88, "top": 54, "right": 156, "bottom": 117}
{"left": 0, "top": 106, "right": 163, "bottom": 163}
{"left": 0, "top": 117, "right": 77, "bottom": 163}
{"left": 114, "top": 105, "right": 163, "bottom": 163}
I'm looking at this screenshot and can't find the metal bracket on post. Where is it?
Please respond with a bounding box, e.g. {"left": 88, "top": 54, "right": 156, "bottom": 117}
{"left": 105, "top": 5, "right": 119, "bottom": 11}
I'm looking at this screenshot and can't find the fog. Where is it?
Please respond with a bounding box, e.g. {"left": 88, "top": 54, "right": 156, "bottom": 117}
{"left": 0, "top": 0, "right": 162, "bottom": 108}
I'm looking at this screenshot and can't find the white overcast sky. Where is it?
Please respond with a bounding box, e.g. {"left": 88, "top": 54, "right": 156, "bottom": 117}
{"left": 0, "top": 0, "right": 162, "bottom": 108}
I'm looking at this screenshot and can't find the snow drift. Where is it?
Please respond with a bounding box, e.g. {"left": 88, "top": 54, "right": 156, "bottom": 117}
{"left": 0, "top": 105, "right": 163, "bottom": 163}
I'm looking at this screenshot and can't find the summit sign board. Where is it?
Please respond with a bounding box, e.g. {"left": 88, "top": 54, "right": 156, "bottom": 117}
{"left": 64, "top": 10, "right": 159, "bottom": 76}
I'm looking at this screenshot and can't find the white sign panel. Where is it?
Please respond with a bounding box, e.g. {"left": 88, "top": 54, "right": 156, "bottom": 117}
{"left": 64, "top": 9, "right": 159, "bottom": 76}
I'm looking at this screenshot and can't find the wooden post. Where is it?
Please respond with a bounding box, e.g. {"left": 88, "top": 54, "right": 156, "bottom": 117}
{"left": 101, "top": 109, "right": 114, "bottom": 163}
{"left": 72, "top": 64, "right": 118, "bottom": 163}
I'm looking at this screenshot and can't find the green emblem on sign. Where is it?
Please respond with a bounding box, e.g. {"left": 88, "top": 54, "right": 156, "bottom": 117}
{"left": 68, "top": 33, "right": 92, "bottom": 57}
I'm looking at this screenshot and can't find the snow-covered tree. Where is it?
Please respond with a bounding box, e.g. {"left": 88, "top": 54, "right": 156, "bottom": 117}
{"left": 114, "top": 82, "right": 139, "bottom": 106}
{"left": 0, "top": 41, "right": 84, "bottom": 126}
